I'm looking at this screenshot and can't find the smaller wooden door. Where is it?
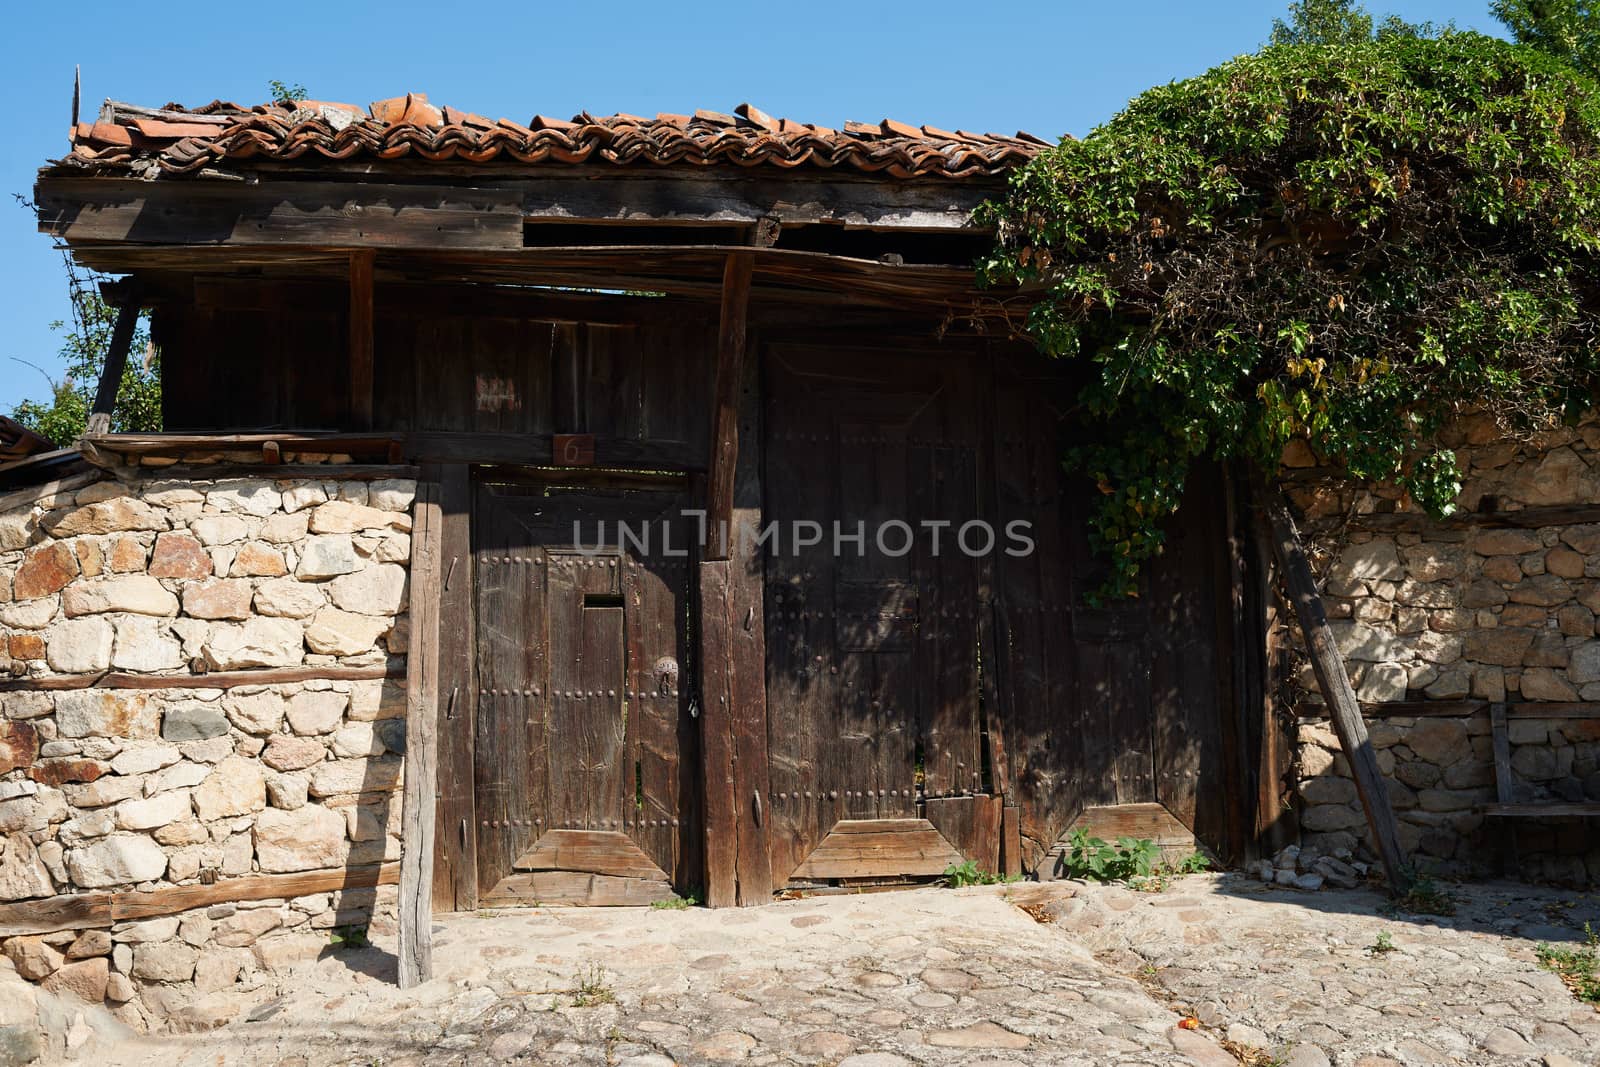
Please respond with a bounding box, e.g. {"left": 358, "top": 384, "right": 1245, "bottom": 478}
{"left": 473, "top": 481, "right": 698, "bottom": 905}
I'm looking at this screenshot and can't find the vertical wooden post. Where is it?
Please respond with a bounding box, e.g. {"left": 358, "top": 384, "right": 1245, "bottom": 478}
{"left": 399, "top": 480, "right": 441, "bottom": 987}
{"left": 433, "top": 464, "right": 478, "bottom": 911}
{"left": 1263, "top": 487, "right": 1410, "bottom": 892}
{"left": 706, "top": 253, "right": 753, "bottom": 560}
{"left": 83, "top": 301, "right": 140, "bottom": 439}
{"left": 698, "top": 251, "right": 770, "bottom": 906}
{"left": 348, "top": 250, "right": 376, "bottom": 431}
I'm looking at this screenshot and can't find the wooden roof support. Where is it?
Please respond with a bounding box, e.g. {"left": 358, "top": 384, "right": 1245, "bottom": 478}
{"left": 82, "top": 299, "right": 139, "bottom": 438}
{"left": 349, "top": 250, "right": 376, "bottom": 431}
{"left": 706, "top": 253, "right": 752, "bottom": 560}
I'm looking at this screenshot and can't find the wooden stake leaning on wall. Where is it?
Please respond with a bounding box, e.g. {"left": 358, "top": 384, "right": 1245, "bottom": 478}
{"left": 82, "top": 300, "right": 140, "bottom": 438}
{"left": 349, "top": 250, "right": 376, "bottom": 431}
{"left": 1263, "top": 485, "right": 1411, "bottom": 893}
{"left": 398, "top": 480, "right": 442, "bottom": 987}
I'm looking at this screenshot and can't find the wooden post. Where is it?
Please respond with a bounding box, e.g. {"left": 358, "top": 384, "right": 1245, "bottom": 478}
{"left": 348, "top": 250, "right": 376, "bottom": 430}
{"left": 1263, "top": 486, "right": 1411, "bottom": 892}
{"left": 706, "top": 253, "right": 753, "bottom": 560}
{"left": 698, "top": 251, "right": 771, "bottom": 906}
{"left": 398, "top": 480, "right": 441, "bottom": 987}
{"left": 83, "top": 301, "right": 140, "bottom": 438}
{"left": 433, "top": 464, "right": 478, "bottom": 911}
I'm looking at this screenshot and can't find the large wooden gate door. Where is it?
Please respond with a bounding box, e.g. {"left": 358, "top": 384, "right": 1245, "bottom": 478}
{"left": 472, "top": 480, "right": 698, "bottom": 905}
{"left": 763, "top": 345, "right": 998, "bottom": 887}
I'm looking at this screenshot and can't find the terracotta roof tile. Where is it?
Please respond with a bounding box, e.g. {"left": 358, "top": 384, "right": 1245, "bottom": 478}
{"left": 60, "top": 95, "right": 1045, "bottom": 180}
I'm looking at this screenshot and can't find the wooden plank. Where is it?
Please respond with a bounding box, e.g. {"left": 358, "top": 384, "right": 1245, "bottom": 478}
{"left": 1250, "top": 488, "right": 1296, "bottom": 858}
{"left": 0, "top": 663, "right": 398, "bottom": 693}
{"left": 999, "top": 805, "right": 1022, "bottom": 879}
{"left": 1266, "top": 488, "right": 1410, "bottom": 892}
{"left": 82, "top": 302, "right": 139, "bottom": 438}
{"left": 35, "top": 177, "right": 524, "bottom": 250}
{"left": 790, "top": 819, "right": 963, "bottom": 880}
{"left": 0, "top": 863, "right": 399, "bottom": 936}
{"left": 1345, "top": 503, "right": 1600, "bottom": 533}
{"left": 1482, "top": 803, "right": 1600, "bottom": 817}
{"left": 706, "top": 253, "right": 752, "bottom": 560}
{"left": 1296, "top": 700, "right": 1600, "bottom": 720}
{"left": 90, "top": 464, "right": 422, "bottom": 484}
{"left": 1068, "top": 803, "right": 1197, "bottom": 849}
{"left": 399, "top": 479, "right": 440, "bottom": 984}
{"left": 82, "top": 431, "right": 402, "bottom": 456}
{"left": 698, "top": 557, "right": 739, "bottom": 908}
{"left": 1490, "top": 702, "right": 1516, "bottom": 807}
{"left": 434, "top": 464, "right": 478, "bottom": 911}
{"left": 481, "top": 871, "right": 676, "bottom": 907}
{"left": 512, "top": 830, "right": 669, "bottom": 881}
{"left": 349, "top": 251, "right": 376, "bottom": 430}
{"left": 405, "top": 431, "right": 704, "bottom": 471}
{"left": 923, "top": 796, "right": 1002, "bottom": 874}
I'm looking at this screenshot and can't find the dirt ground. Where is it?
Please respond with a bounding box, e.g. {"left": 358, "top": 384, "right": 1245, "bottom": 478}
{"left": 84, "top": 873, "right": 1600, "bottom": 1067}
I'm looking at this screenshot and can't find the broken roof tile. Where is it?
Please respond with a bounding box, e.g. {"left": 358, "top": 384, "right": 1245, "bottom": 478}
{"left": 56, "top": 95, "right": 1045, "bottom": 181}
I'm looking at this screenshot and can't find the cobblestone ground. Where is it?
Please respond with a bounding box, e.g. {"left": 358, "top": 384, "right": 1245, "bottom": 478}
{"left": 95, "top": 874, "right": 1600, "bottom": 1067}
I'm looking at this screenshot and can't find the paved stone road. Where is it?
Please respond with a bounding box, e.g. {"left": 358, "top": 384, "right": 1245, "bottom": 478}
{"left": 89, "top": 874, "right": 1600, "bottom": 1066}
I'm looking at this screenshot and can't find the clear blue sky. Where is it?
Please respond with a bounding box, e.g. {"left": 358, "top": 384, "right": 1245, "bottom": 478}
{"left": 0, "top": 0, "right": 1494, "bottom": 415}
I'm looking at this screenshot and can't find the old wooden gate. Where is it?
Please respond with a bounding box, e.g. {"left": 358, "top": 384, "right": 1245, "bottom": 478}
{"left": 763, "top": 345, "right": 1000, "bottom": 887}
{"left": 472, "top": 480, "right": 698, "bottom": 905}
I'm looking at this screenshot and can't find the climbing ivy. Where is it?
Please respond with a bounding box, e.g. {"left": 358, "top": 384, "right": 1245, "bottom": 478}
{"left": 978, "top": 32, "right": 1600, "bottom": 598}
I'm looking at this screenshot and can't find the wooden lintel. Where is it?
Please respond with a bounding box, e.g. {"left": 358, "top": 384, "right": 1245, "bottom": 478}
{"left": 349, "top": 250, "right": 376, "bottom": 431}
{"left": 706, "top": 253, "right": 753, "bottom": 560}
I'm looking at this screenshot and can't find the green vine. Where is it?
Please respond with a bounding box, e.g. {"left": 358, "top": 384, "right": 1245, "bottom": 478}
{"left": 978, "top": 32, "right": 1600, "bottom": 599}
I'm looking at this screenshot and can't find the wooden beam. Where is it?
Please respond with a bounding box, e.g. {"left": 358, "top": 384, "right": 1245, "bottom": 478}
{"left": 35, "top": 177, "right": 524, "bottom": 250}
{"left": 1264, "top": 487, "right": 1410, "bottom": 892}
{"left": 0, "top": 863, "right": 399, "bottom": 937}
{"left": 697, "top": 556, "right": 739, "bottom": 908}
{"left": 399, "top": 479, "right": 441, "bottom": 987}
{"left": 706, "top": 253, "right": 753, "bottom": 560}
{"left": 82, "top": 301, "right": 139, "bottom": 438}
{"left": 433, "top": 464, "right": 478, "bottom": 912}
{"left": 0, "top": 663, "right": 398, "bottom": 693}
{"left": 349, "top": 250, "right": 376, "bottom": 430}
{"left": 1296, "top": 699, "right": 1600, "bottom": 720}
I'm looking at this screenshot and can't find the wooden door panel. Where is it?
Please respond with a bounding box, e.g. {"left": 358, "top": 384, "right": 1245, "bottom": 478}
{"left": 764, "top": 345, "right": 985, "bottom": 886}
{"left": 473, "top": 482, "right": 693, "bottom": 903}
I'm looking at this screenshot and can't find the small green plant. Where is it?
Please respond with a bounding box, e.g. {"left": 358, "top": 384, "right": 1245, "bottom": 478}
{"left": 1172, "top": 851, "right": 1210, "bottom": 875}
{"left": 1368, "top": 930, "right": 1397, "bottom": 955}
{"left": 1387, "top": 869, "right": 1456, "bottom": 917}
{"left": 328, "top": 925, "right": 369, "bottom": 950}
{"left": 268, "top": 79, "right": 308, "bottom": 106}
{"left": 1062, "top": 831, "right": 1160, "bottom": 883}
{"left": 1537, "top": 923, "right": 1600, "bottom": 1004}
{"left": 572, "top": 963, "right": 616, "bottom": 1007}
{"left": 650, "top": 894, "right": 699, "bottom": 910}
{"left": 942, "top": 860, "right": 1023, "bottom": 887}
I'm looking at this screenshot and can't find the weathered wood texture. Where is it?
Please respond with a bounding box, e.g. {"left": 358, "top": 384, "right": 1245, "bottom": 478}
{"left": 472, "top": 483, "right": 698, "bottom": 902}
{"left": 923, "top": 796, "right": 1002, "bottom": 874}
{"left": 0, "top": 863, "right": 398, "bottom": 937}
{"left": 706, "top": 253, "right": 752, "bottom": 560}
{"left": 349, "top": 251, "right": 376, "bottom": 429}
{"left": 789, "top": 819, "right": 964, "bottom": 880}
{"left": 399, "top": 479, "right": 440, "bottom": 984}
{"left": 0, "top": 663, "right": 397, "bottom": 693}
{"left": 433, "top": 464, "right": 477, "bottom": 912}
{"left": 1265, "top": 489, "right": 1410, "bottom": 892}
{"left": 481, "top": 870, "right": 677, "bottom": 907}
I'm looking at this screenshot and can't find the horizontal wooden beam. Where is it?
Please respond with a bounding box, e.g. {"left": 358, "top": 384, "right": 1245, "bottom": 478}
{"left": 1297, "top": 699, "right": 1600, "bottom": 720}
{"left": 0, "top": 663, "right": 400, "bottom": 693}
{"left": 36, "top": 177, "right": 524, "bottom": 251}
{"left": 1336, "top": 504, "right": 1600, "bottom": 533}
{"left": 0, "top": 862, "right": 399, "bottom": 937}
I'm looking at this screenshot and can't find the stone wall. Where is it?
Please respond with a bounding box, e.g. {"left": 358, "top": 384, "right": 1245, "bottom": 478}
{"left": 1286, "top": 414, "right": 1600, "bottom": 884}
{"left": 0, "top": 471, "right": 413, "bottom": 1033}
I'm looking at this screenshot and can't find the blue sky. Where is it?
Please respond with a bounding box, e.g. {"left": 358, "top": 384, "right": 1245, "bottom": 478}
{"left": 0, "top": 0, "right": 1494, "bottom": 415}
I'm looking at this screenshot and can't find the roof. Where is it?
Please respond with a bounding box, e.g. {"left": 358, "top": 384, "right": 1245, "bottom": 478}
{"left": 61, "top": 94, "right": 1049, "bottom": 181}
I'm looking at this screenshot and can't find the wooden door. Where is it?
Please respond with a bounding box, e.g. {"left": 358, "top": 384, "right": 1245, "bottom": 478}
{"left": 472, "top": 481, "right": 698, "bottom": 905}
{"left": 763, "top": 345, "right": 995, "bottom": 887}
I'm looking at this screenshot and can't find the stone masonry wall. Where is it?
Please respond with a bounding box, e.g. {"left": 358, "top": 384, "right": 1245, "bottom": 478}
{"left": 0, "top": 471, "right": 414, "bottom": 1033}
{"left": 1286, "top": 414, "right": 1600, "bottom": 884}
